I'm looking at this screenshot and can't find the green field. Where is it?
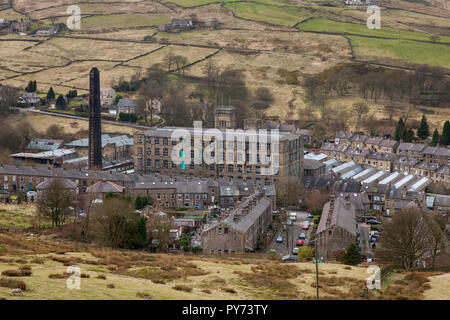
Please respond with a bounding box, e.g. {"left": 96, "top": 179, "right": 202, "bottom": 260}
{"left": 297, "top": 18, "right": 450, "bottom": 43}
{"left": 164, "top": 0, "right": 287, "bottom": 7}
{"left": 224, "top": 3, "right": 310, "bottom": 27}
{"left": 81, "top": 13, "right": 171, "bottom": 30}
{"left": 349, "top": 36, "right": 450, "bottom": 68}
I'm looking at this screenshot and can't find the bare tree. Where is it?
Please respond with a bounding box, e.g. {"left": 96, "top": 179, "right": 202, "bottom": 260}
{"left": 425, "top": 213, "right": 448, "bottom": 268}
{"left": 162, "top": 52, "right": 176, "bottom": 72}
{"left": 276, "top": 177, "right": 304, "bottom": 208}
{"left": 37, "top": 179, "right": 74, "bottom": 228}
{"left": 147, "top": 213, "right": 174, "bottom": 252}
{"left": 377, "top": 208, "right": 433, "bottom": 270}
{"left": 91, "top": 197, "right": 136, "bottom": 248}
{"left": 353, "top": 101, "right": 369, "bottom": 131}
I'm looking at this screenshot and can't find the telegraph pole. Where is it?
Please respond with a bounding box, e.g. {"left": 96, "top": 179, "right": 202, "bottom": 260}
{"left": 315, "top": 236, "right": 319, "bottom": 300}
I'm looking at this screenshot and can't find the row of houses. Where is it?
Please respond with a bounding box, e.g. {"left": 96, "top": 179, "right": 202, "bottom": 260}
{"left": 303, "top": 174, "right": 450, "bottom": 217}
{"left": 333, "top": 132, "right": 450, "bottom": 164}
{"left": 320, "top": 136, "right": 449, "bottom": 183}
{"left": 0, "top": 164, "right": 276, "bottom": 210}
{"left": 201, "top": 190, "right": 274, "bottom": 254}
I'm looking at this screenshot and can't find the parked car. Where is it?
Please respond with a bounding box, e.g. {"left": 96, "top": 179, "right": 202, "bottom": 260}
{"left": 276, "top": 236, "right": 283, "bottom": 243}
{"left": 287, "top": 219, "right": 292, "bottom": 226}
{"left": 292, "top": 247, "right": 299, "bottom": 255}
{"left": 299, "top": 233, "right": 306, "bottom": 239}
{"left": 370, "top": 236, "right": 377, "bottom": 243}
{"left": 290, "top": 212, "right": 297, "bottom": 221}
{"left": 302, "top": 223, "right": 309, "bottom": 230}
{"left": 296, "top": 240, "right": 304, "bottom": 246}
{"left": 308, "top": 213, "right": 314, "bottom": 219}
{"left": 367, "top": 219, "right": 381, "bottom": 225}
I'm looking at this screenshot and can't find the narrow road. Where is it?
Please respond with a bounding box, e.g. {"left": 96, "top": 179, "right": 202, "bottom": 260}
{"left": 21, "top": 108, "right": 161, "bottom": 130}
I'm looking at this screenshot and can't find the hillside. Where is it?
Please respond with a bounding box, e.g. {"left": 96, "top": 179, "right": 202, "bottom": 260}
{"left": 0, "top": 0, "right": 449, "bottom": 124}
{"left": 0, "top": 230, "right": 449, "bottom": 300}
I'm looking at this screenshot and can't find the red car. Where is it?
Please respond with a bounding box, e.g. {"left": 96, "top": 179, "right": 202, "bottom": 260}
{"left": 296, "top": 240, "right": 304, "bottom": 246}
{"left": 302, "top": 224, "right": 309, "bottom": 230}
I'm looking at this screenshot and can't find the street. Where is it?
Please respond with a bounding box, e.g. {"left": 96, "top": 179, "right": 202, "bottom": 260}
{"left": 358, "top": 223, "right": 372, "bottom": 258}
{"left": 269, "top": 211, "right": 314, "bottom": 256}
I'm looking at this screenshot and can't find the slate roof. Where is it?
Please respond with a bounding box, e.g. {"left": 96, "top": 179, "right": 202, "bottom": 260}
{"left": 380, "top": 139, "right": 398, "bottom": 148}
{"left": 117, "top": 99, "right": 137, "bottom": 108}
{"left": 317, "top": 196, "right": 356, "bottom": 236}
{"left": 27, "top": 139, "right": 63, "bottom": 151}
{"left": 65, "top": 134, "right": 133, "bottom": 148}
{"left": 303, "top": 159, "right": 325, "bottom": 170}
{"left": 398, "top": 143, "right": 426, "bottom": 152}
{"left": 143, "top": 127, "right": 301, "bottom": 142}
{"left": 86, "top": 181, "right": 125, "bottom": 194}
{"left": 366, "top": 152, "right": 396, "bottom": 161}
{"left": 36, "top": 178, "right": 78, "bottom": 190}
{"left": 222, "top": 196, "right": 272, "bottom": 233}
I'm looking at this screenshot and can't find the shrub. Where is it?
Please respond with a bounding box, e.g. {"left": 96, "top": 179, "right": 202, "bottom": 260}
{"left": 0, "top": 278, "right": 26, "bottom": 291}
{"left": 136, "top": 292, "right": 152, "bottom": 299}
{"left": 30, "top": 258, "right": 44, "bottom": 264}
{"left": 172, "top": 284, "right": 192, "bottom": 292}
{"left": 96, "top": 275, "right": 107, "bottom": 280}
{"left": 107, "top": 284, "right": 115, "bottom": 289}
{"left": 222, "top": 287, "right": 237, "bottom": 294}
{"left": 151, "top": 279, "right": 166, "bottom": 284}
{"left": 49, "top": 273, "right": 67, "bottom": 279}
{"left": 201, "top": 289, "right": 212, "bottom": 294}
{"left": 1, "top": 269, "right": 32, "bottom": 277}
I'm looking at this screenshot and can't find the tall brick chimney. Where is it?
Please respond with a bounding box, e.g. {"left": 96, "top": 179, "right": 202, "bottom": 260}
{"left": 89, "top": 67, "right": 102, "bottom": 171}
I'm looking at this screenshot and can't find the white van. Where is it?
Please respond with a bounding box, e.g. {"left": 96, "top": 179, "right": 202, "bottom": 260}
{"left": 289, "top": 212, "right": 297, "bottom": 221}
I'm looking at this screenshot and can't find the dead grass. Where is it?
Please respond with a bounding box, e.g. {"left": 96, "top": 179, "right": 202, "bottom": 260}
{"left": 136, "top": 292, "right": 152, "bottom": 300}
{"left": 0, "top": 278, "right": 27, "bottom": 291}
{"left": 172, "top": 284, "right": 193, "bottom": 292}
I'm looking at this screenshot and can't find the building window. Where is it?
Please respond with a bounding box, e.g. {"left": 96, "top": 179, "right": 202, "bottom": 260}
{"left": 155, "top": 148, "right": 160, "bottom": 156}
{"left": 163, "top": 137, "right": 168, "bottom": 145}
{"left": 155, "top": 138, "right": 160, "bottom": 145}
{"left": 163, "top": 149, "right": 168, "bottom": 157}
{"left": 224, "top": 228, "right": 229, "bottom": 234}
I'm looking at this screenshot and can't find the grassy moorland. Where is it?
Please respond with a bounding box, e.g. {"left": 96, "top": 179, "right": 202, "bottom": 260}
{"left": 223, "top": 2, "right": 310, "bottom": 27}
{"left": 0, "top": 0, "right": 448, "bottom": 124}
{"left": 0, "top": 230, "right": 448, "bottom": 300}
